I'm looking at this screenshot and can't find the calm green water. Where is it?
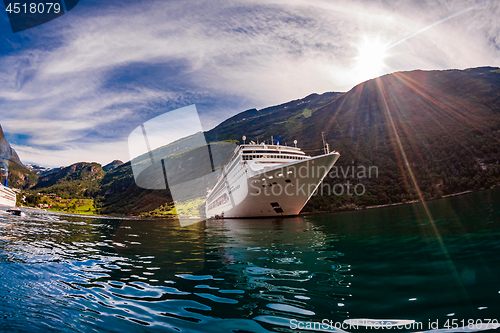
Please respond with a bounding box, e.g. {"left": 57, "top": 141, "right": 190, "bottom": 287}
{"left": 0, "top": 188, "right": 499, "bottom": 332}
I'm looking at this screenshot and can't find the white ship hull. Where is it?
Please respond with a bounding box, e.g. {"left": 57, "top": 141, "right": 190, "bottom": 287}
{"left": 206, "top": 149, "right": 339, "bottom": 218}
{"left": 0, "top": 184, "right": 16, "bottom": 208}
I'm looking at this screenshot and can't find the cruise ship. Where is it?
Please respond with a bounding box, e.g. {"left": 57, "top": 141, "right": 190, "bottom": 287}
{"left": 205, "top": 136, "right": 340, "bottom": 218}
{"left": 0, "top": 180, "right": 16, "bottom": 208}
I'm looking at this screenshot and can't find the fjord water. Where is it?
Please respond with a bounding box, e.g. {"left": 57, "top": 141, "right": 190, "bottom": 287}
{"left": 1, "top": 189, "right": 499, "bottom": 332}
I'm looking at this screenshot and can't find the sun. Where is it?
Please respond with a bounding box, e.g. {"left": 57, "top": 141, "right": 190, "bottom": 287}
{"left": 353, "top": 36, "right": 389, "bottom": 82}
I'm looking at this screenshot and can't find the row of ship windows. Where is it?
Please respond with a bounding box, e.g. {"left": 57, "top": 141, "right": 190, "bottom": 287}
{"left": 242, "top": 155, "right": 306, "bottom": 161}
{"left": 207, "top": 193, "right": 229, "bottom": 211}
{"left": 242, "top": 150, "right": 304, "bottom": 156}
{"left": 262, "top": 179, "right": 292, "bottom": 187}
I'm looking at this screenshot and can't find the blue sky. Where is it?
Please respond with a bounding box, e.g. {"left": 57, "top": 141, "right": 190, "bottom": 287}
{"left": 0, "top": 0, "right": 499, "bottom": 167}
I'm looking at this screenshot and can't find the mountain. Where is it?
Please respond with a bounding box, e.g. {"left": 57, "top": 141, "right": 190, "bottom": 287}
{"left": 294, "top": 67, "right": 500, "bottom": 209}
{"left": 95, "top": 93, "right": 346, "bottom": 215}
{"left": 101, "top": 66, "right": 500, "bottom": 215}
{"left": 26, "top": 164, "right": 49, "bottom": 174}
{"left": 33, "top": 162, "right": 105, "bottom": 198}
{"left": 205, "top": 91, "right": 344, "bottom": 144}
{"left": 26, "top": 164, "right": 64, "bottom": 176}
{"left": 5, "top": 162, "right": 39, "bottom": 189}
{"left": 98, "top": 162, "right": 171, "bottom": 216}
{"left": 0, "top": 124, "right": 22, "bottom": 166}
{"left": 103, "top": 160, "right": 124, "bottom": 172}
{"left": 0, "top": 124, "right": 39, "bottom": 188}
{"left": 21, "top": 66, "right": 500, "bottom": 215}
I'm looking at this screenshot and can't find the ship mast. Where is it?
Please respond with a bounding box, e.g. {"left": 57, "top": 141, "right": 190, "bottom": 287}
{"left": 322, "top": 132, "right": 330, "bottom": 154}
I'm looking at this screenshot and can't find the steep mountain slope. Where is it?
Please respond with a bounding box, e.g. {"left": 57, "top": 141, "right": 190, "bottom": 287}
{"left": 205, "top": 92, "right": 343, "bottom": 143}
{"left": 98, "top": 162, "right": 171, "bottom": 215}
{"left": 103, "top": 160, "right": 124, "bottom": 172}
{"left": 298, "top": 67, "right": 500, "bottom": 209}
{"left": 151, "top": 67, "right": 500, "bottom": 213}
{"left": 0, "top": 124, "right": 22, "bottom": 165}
{"left": 0, "top": 124, "right": 39, "bottom": 189}
{"left": 26, "top": 164, "right": 64, "bottom": 176}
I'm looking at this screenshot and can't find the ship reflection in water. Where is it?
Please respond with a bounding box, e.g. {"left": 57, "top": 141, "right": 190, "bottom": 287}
{"left": 0, "top": 188, "right": 500, "bottom": 332}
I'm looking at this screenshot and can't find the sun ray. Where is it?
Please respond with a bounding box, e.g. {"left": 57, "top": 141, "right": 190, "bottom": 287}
{"left": 374, "top": 77, "right": 471, "bottom": 301}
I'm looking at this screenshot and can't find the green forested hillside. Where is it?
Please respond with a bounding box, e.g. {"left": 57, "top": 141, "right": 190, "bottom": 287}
{"left": 33, "top": 162, "right": 105, "bottom": 198}
{"left": 5, "top": 160, "right": 39, "bottom": 188}
{"left": 299, "top": 67, "right": 500, "bottom": 210}
{"left": 2, "top": 123, "right": 39, "bottom": 188}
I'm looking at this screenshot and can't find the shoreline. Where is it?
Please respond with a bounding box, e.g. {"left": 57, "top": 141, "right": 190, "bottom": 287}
{"left": 301, "top": 187, "right": 496, "bottom": 216}
{"left": 17, "top": 206, "right": 105, "bottom": 217}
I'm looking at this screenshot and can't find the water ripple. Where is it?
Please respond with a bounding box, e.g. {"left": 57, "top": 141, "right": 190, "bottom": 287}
{"left": 1, "top": 194, "right": 499, "bottom": 332}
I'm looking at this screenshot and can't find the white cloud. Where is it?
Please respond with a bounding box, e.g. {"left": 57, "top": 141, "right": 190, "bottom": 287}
{"left": 12, "top": 141, "right": 129, "bottom": 168}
